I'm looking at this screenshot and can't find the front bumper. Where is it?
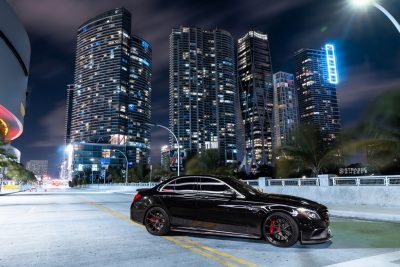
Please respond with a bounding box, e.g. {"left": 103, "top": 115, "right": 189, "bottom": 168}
{"left": 300, "top": 227, "right": 332, "bottom": 244}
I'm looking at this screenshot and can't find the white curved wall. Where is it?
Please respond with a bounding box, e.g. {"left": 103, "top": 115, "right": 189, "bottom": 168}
{"left": 0, "top": 0, "right": 30, "bottom": 140}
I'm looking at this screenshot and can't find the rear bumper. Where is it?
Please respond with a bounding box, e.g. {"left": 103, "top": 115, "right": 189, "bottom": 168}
{"left": 130, "top": 203, "right": 145, "bottom": 224}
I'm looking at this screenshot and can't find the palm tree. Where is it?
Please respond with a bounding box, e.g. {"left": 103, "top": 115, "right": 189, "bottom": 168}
{"left": 343, "top": 88, "right": 400, "bottom": 173}
{"left": 185, "top": 149, "right": 235, "bottom": 175}
{"left": 278, "top": 124, "right": 341, "bottom": 177}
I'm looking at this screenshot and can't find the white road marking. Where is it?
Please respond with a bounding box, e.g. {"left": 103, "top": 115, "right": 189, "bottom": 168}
{"left": 324, "top": 250, "right": 400, "bottom": 267}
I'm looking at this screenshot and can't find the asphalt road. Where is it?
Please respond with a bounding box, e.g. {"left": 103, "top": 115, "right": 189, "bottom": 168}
{"left": 1, "top": 189, "right": 400, "bottom": 267}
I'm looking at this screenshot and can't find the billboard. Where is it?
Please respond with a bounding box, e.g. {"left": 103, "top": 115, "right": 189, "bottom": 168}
{"left": 169, "top": 149, "right": 186, "bottom": 171}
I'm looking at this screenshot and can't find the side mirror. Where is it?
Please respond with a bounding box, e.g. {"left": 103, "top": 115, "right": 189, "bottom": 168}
{"left": 223, "top": 189, "right": 236, "bottom": 199}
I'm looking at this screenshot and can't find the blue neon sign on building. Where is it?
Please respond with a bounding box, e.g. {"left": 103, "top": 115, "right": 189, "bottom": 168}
{"left": 325, "top": 44, "right": 339, "bottom": 84}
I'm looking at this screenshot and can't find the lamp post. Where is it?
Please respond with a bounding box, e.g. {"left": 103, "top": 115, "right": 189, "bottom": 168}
{"left": 113, "top": 149, "right": 129, "bottom": 184}
{"left": 350, "top": 0, "right": 400, "bottom": 34}
{"left": 147, "top": 123, "right": 180, "bottom": 176}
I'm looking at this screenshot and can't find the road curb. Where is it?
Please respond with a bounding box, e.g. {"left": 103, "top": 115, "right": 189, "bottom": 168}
{"left": 0, "top": 188, "right": 33, "bottom": 196}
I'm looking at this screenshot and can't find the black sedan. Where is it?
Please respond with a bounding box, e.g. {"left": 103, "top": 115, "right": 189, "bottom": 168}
{"left": 130, "top": 175, "right": 331, "bottom": 247}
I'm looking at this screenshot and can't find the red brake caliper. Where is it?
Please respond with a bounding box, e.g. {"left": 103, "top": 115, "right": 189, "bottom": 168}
{"left": 269, "top": 219, "right": 276, "bottom": 234}
{"left": 148, "top": 216, "right": 155, "bottom": 223}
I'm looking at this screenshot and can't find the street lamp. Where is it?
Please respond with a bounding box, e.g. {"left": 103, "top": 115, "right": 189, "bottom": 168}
{"left": 147, "top": 123, "right": 181, "bottom": 176}
{"left": 113, "top": 149, "right": 129, "bottom": 184}
{"left": 350, "top": 0, "right": 400, "bottom": 34}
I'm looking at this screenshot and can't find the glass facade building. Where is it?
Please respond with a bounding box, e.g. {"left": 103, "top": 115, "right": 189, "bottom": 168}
{"left": 66, "top": 8, "right": 151, "bottom": 178}
{"left": 294, "top": 46, "right": 341, "bottom": 147}
{"left": 237, "top": 31, "right": 274, "bottom": 167}
{"left": 169, "top": 27, "right": 237, "bottom": 164}
{"left": 273, "top": 71, "right": 299, "bottom": 148}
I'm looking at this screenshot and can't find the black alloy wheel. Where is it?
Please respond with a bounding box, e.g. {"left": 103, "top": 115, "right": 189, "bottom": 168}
{"left": 263, "top": 212, "right": 299, "bottom": 247}
{"left": 144, "top": 207, "right": 170, "bottom": 236}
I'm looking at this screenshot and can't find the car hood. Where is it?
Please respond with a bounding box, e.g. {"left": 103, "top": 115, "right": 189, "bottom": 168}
{"left": 253, "top": 193, "right": 326, "bottom": 210}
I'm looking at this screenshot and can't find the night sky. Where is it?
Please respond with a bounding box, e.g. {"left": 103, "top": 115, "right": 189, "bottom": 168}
{"left": 8, "top": 0, "right": 400, "bottom": 176}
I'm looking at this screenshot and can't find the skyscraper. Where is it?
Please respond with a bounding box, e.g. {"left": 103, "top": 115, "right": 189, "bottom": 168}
{"left": 66, "top": 8, "right": 151, "bottom": 178}
{"left": 26, "top": 160, "right": 48, "bottom": 176}
{"left": 273, "top": 71, "right": 299, "bottom": 148}
{"left": 169, "top": 27, "right": 237, "bottom": 164}
{"left": 64, "top": 84, "right": 74, "bottom": 144}
{"left": 237, "top": 31, "right": 274, "bottom": 167}
{"left": 294, "top": 44, "right": 341, "bottom": 147}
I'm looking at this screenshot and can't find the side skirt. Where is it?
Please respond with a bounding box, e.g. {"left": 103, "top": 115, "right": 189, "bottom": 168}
{"left": 171, "top": 226, "right": 261, "bottom": 239}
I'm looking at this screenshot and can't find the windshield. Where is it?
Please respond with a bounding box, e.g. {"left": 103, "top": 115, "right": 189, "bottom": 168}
{"left": 229, "top": 178, "right": 263, "bottom": 196}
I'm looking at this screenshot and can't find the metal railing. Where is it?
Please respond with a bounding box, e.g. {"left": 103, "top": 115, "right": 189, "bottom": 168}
{"left": 93, "top": 182, "right": 159, "bottom": 188}
{"left": 266, "top": 178, "right": 320, "bottom": 186}
{"left": 87, "top": 175, "right": 400, "bottom": 189}
{"left": 263, "top": 175, "right": 400, "bottom": 187}
{"left": 244, "top": 180, "right": 259, "bottom": 186}
{"left": 330, "top": 176, "right": 400, "bottom": 186}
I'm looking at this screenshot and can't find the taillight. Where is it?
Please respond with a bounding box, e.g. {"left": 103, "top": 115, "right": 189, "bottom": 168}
{"left": 133, "top": 192, "right": 142, "bottom": 202}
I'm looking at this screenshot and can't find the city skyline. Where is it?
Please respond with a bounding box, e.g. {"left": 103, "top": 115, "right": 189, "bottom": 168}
{"left": 8, "top": 0, "right": 400, "bottom": 176}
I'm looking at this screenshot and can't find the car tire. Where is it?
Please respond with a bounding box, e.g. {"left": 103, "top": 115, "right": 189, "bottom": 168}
{"left": 144, "top": 207, "right": 170, "bottom": 236}
{"left": 263, "top": 212, "right": 299, "bottom": 247}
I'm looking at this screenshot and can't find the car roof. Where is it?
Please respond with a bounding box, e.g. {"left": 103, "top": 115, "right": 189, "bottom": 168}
{"left": 161, "top": 175, "right": 235, "bottom": 184}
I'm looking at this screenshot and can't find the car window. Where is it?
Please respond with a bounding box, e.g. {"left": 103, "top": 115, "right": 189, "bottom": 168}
{"left": 174, "top": 177, "right": 197, "bottom": 193}
{"left": 159, "top": 177, "right": 197, "bottom": 193}
{"left": 199, "top": 177, "right": 230, "bottom": 194}
{"left": 160, "top": 179, "right": 175, "bottom": 192}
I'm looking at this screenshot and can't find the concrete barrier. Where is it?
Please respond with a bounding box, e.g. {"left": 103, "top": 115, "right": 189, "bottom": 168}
{"left": 263, "top": 186, "right": 400, "bottom": 207}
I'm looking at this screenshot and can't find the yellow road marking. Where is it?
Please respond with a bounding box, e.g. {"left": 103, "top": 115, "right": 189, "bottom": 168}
{"left": 164, "top": 236, "right": 238, "bottom": 267}
{"left": 177, "top": 237, "right": 259, "bottom": 267}
{"left": 78, "top": 197, "right": 259, "bottom": 267}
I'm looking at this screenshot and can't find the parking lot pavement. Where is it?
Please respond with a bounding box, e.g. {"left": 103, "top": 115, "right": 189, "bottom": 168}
{"left": 0, "top": 190, "right": 399, "bottom": 267}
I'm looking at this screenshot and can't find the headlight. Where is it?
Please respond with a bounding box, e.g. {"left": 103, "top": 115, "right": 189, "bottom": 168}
{"left": 297, "top": 208, "right": 321, "bottom": 220}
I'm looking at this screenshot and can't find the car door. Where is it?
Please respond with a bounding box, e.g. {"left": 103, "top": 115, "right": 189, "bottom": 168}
{"left": 158, "top": 177, "right": 198, "bottom": 228}
{"left": 196, "top": 177, "right": 256, "bottom": 235}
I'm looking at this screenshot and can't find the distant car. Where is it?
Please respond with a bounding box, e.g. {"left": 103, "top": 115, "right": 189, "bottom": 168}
{"left": 130, "top": 175, "right": 331, "bottom": 247}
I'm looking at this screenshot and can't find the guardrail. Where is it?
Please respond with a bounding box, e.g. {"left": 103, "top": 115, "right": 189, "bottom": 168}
{"left": 330, "top": 176, "right": 400, "bottom": 186}
{"left": 92, "top": 182, "right": 159, "bottom": 187}
{"left": 256, "top": 175, "right": 400, "bottom": 187}
{"left": 266, "top": 178, "right": 320, "bottom": 186}
{"left": 87, "top": 175, "right": 400, "bottom": 189}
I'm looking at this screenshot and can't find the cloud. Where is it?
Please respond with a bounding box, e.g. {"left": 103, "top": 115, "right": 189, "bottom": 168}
{"left": 338, "top": 64, "right": 400, "bottom": 107}
{"left": 30, "top": 102, "right": 65, "bottom": 147}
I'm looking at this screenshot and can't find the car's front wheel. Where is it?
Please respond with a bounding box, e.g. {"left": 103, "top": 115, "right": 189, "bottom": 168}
{"left": 263, "top": 212, "right": 299, "bottom": 247}
{"left": 144, "top": 207, "right": 170, "bottom": 236}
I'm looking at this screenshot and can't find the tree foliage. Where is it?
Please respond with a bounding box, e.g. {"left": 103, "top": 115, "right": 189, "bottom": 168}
{"left": 185, "top": 149, "right": 236, "bottom": 176}
{"left": 129, "top": 163, "right": 150, "bottom": 182}
{"left": 277, "top": 124, "right": 342, "bottom": 177}
{"left": 341, "top": 88, "right": 400, "bottom": 174}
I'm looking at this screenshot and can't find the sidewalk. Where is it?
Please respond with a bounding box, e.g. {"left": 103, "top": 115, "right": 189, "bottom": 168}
{"left": 328, "top": 204, "right": 400, "bottom": 223}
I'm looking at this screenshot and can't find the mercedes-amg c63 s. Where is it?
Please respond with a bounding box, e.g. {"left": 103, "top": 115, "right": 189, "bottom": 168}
{"left": 130, "top": 175, "right": 331, "bottom": 247}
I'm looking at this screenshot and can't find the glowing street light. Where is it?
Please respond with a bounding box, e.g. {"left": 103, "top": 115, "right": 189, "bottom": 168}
{"left": 147, "top": 123, "right": 180, "bottom": 176}
{"left": 350, "top": 0, "right": 400, "bottom": 34}
{"left": 350, "top": 0, "right": 374, "bottom": 7}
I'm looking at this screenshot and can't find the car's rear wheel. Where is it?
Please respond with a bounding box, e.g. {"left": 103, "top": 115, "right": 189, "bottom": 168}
{"left": 263, "top": 212, "right": 299, "bottom": 247}
{"left": 144, "top": 207, "right": 170, "bottom": 236}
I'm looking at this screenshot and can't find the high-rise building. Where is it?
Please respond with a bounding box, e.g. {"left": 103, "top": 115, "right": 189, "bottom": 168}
{"left": 294, "top": 44, "right": 341, "bottom": 147}
{"left": 273, "top": 71, "right": 299, "bottom": 148}
{"left": 237, "top": 31, "right": 274, "bottom": 167}
{"left": 160, "top": 145, "right": 169, "bottom": 171}
{"left": 66, "top": 8, "right": 152, "bottom": 178}
{"left": 64, "top": 84, "right": 74, "bottom": 144}
{"left": 26, "top": 160, "right": 48, "bottom": 176}
{"left": 0, "top": 1, "right": 31, "bottom": 161}
{"left": 169, "top": 27, "right": 237, "bottom": 164}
